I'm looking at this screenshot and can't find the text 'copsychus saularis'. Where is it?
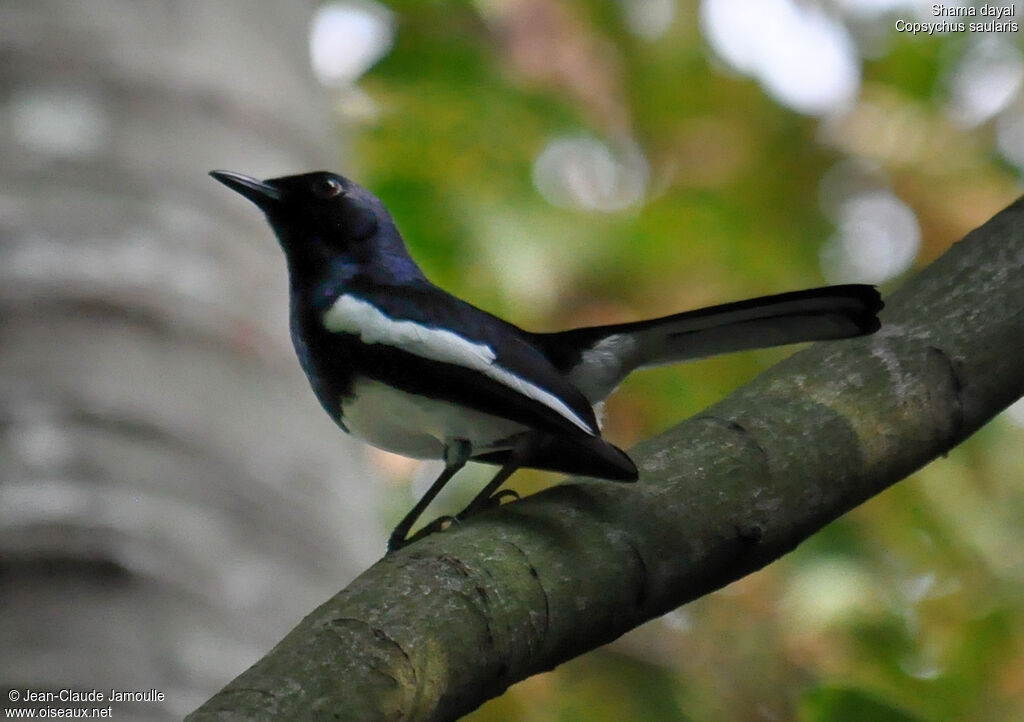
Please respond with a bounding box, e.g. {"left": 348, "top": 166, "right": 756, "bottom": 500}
{"left": 209, "top": 170, "right": 883, "bottom": 552}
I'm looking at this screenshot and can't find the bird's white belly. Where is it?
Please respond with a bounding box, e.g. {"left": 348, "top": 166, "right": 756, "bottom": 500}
{"left": 340, "top": 378, "right": 526, "bottom": 459}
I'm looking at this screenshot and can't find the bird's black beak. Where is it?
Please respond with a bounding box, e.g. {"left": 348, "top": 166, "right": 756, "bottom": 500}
{"left": 209, "top": 170, "right": 282, "bottom": 210}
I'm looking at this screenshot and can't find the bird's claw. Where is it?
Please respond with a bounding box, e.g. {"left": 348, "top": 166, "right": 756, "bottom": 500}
{"left": 386, "top": 491, "right": 520, "bottom": 553}
{"left": 425, "top": 514, "right": 458, "bottom": 532}
{"left": 457, "top": 488, "right": 520, "bottom": 520}
{"left": 386, "top": 515, "right": 458, "bottom": 553}
{"left": 489, "top": 489, "right": 520, "bottom": 506}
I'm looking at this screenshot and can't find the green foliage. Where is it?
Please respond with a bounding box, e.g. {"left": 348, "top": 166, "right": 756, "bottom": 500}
{"left": 340, "top": 0, "right": 1024, "bottom": 719}
{"left": 800, "top": 686, "right": 924, "bottom": 722}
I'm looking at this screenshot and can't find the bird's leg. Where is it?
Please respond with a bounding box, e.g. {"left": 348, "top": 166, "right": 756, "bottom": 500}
{"left": 387, "top": 439, "right": 471, "bottom": 553}
{"left": 456, "top": 435, "right": 537, "bottom": 520}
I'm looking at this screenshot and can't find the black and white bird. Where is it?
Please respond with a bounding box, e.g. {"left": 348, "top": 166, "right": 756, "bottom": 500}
{"left": 209, "top": 170, "right": 883, "bottom": 552}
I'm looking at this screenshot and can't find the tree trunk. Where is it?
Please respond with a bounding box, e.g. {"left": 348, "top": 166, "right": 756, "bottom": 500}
{"left": 0, "top": 3, "right": 377, "bottom": 720}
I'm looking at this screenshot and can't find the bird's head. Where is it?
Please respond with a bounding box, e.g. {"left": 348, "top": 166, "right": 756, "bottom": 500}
{"left": 209, "top": 170, "right": 423, "bottom": 283}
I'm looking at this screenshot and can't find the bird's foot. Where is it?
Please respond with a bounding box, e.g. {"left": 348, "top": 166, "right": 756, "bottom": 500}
{"left": 457, "top": 488, "right": 520, "bottom": 520}
{"left": 489, "top": 488, "right": 521, "bottom": 506}
{"left": 386, "top": 515, "right": 457, "bottom": 553}
{"left": 386, "top": 490, "right": 520, "bottom": 553}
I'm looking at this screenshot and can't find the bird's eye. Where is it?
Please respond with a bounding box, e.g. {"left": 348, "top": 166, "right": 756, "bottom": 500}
{"left": 312, "top": 177, "right": 344, "bottom": 199}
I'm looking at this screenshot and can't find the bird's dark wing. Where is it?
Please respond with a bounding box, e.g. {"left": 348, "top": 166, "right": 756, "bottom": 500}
{"left": 313, "top": 278, "right": 603, "bottom": 441}
{"left": 473, "top": 431, "right": 638, "bottom": 480}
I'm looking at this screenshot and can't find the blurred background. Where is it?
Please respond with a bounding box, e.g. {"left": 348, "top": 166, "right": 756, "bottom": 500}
{"left": 2, "top": 1, "right": 1023, "bottom": 720}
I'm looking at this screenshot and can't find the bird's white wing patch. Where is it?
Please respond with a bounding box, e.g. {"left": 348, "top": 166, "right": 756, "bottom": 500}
{"left": 323, "top": 294, "right": 595, "bottom": 435}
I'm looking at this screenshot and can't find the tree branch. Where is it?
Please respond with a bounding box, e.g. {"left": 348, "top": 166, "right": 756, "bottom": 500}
{"left": 188, "top": 198, "right": 1024, "bottom": 721}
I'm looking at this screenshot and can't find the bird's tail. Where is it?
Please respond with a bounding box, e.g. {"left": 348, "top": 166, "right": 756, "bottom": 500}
{"left": 536, "top": 284, "right": 882, "bottom": 403}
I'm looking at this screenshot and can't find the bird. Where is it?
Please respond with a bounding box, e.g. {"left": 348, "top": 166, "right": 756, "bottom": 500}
{"left": 209, "top": 169, "right": 883, "bottom": 552}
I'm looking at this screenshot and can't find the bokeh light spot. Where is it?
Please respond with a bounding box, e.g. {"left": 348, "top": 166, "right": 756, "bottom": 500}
{"left": 701, "top": 0, "right": 860, "bottom": 116}
{"left": 532, "top": 135, "right": 648, "bottom": 212}
{"left": 309, "top": 0, "right": 394, "bottom": 87}
{"left": 947, "top": 36, "right": 1024, "bottom": 128}
{"left": 821, "top": 190, "right": 920, "bottom": 284}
